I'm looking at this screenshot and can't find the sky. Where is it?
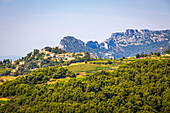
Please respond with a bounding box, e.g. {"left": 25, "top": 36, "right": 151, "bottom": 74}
{"left": 0, "top": 0, "right": 170, "bottom": 57}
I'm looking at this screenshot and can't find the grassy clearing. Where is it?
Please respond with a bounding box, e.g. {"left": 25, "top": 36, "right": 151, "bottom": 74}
{"left": 0, "top": 76, "right": 16, "bottom": 82}
{"left": 0, "top": 75, "right": 25, "bottom": 85}
{"left": 47, "top": 77, "right": 70, "bottom": 84}
{"left": 64, "top": 60, "right": 125, "bottom": 74}
{"left": 65, "top": 64, "right": 111, "bottom": 73}
{"left": 0, "top": 100, "right": 8, "bottom": 104}
{"left": 161, "top": 56, "right": 170, "bottom": 58}
{"left": 69, "top": 62, "right": 86, "bottom": 66}
{"left": 0, "top": 97, "right": 10, "bottom": 104}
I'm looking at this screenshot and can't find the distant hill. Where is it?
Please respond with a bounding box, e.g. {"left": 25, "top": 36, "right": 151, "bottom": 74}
{"left": 59, "top": 29, "right": 170, "bottom": 58}
{"left": 0, "top": 56, "right": 21, "bottom": 61}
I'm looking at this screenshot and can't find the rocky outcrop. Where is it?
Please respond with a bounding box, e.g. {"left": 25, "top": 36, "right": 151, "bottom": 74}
{"left": 86, "top": 41, "right": 99, "bottom": 49}
{"left": 59, "top": 36, "right": 88, "bottom": 53}
{"left": 59, "top": 29, "right": 170, "bottom": 58}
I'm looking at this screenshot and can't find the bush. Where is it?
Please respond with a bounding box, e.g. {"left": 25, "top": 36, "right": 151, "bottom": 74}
{"left": 164, "top": 49, "right": 170, "bottom": 54}
{"left": 107, "top": 60, "right": 112, "bottom": 64}
{"left": 119, "top": 58, "right": 123, "bottom": 61}
{"left": 136, "top": 54, "right": 140, "bottom": 58}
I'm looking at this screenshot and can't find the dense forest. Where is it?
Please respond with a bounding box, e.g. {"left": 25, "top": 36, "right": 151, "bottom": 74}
{"left": 0, "top": 66, "right": 75, "bottom": 97}
{"left": 0, "top": 59, "right": 169, "bottom": 112}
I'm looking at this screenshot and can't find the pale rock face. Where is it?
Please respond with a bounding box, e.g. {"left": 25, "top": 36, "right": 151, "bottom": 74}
{"left": 104, "top": 43, "right": 109, "bottom": 49}
{"left": 59, "top": 29, "right": 170, "bottom": 58}
{"left": 59, "top": 43, "right": 64, "bottom": 49}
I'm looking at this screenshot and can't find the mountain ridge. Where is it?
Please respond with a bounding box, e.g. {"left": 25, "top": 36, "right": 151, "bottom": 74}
{"left": 59, "top": 29, "right": 170, "bottom": 58}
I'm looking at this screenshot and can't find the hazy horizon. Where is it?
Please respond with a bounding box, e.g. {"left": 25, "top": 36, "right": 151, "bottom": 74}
{"left": 0, "top": 0, "right": 170, "bottom": 57}
{"left": 0, "top": 55, "right": 22, "bottom": 61}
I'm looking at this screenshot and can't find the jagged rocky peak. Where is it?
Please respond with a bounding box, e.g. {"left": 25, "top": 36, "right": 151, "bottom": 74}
{"left": 111, "top": 29, "right": 139, "bottom": 38}
{"left": 111, "top": 33, "right": 124, "bottom": 39}
{"left": 59, "top": 36, "right": 85, "bottom": 50}
{"left": 86, "top": 41, "right": 99, "bottom": 49}
{"left": 112, "top": 32, "right": 124, "bottom": 36}
{"left": 140, "top": 29, "right": 150, "bottom": 34}
{"left": 61, "top": 36, "right": 85, "bottom": 44}
{"left": 61, "top": 36, "right": 79, "bottom": 42}
{"left": 100, "top": 38, "right": 116, "bottom": 49}
{"left": 59, "top": 36, "right": 88, "bottom": 53}
{"left": 125, "top": 29, "right": 138, "bottom": 35}
{"left": 59, "top": 36, "right": 74, "bottom": 49}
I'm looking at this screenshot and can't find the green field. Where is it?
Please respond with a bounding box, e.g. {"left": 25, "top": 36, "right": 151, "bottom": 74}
{"left": 64, "top": 63, "right": 121, "bottom": 74}
{"left": 0, "top": 100, "right": 8, "bottom": 104}
{"left": 65, "top": 64, "right": 108, "bottom": 73}
{"left": 0, "top": 98, "right": 9, "bottom": 105}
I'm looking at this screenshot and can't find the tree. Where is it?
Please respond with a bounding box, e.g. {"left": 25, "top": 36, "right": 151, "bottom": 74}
{"left": 59, "top": 58, "right": 64, "bottom": 63}
{"left": 44, "top": 46, "right": 52, "bottom": 52}
{"left": 136, "top": 54, "right": 140, "bottom": 58}
{"left": 119, "top": 58, "right": 123, "bottom": 62}
{"left": 34, "top": 49, "right": 39, "bottom": 55}
{"left": 155, "top": 52, "right": 160, "bottom": 56}
{"left": 157, "top": 52, "right": 160, "bottom": 56}
{"left": 51, "top": 47, "right": 67, "bottom": 54}
{"left": 107, "top": 60, "right": 112, "bottom": 64}
{"left": 27, "top": 52, "right": 32, "bottom": 58}
{"left": 6, "top": 59, "right": 10, "bottom": 63}
{"left": 114, "top": 57, "right": 116, "bottom": 63}
{"left": 3, "top": 59, "right": 7, "bottom": 64}
{"left": 84, "top": 52, "right": 90, "bottom": 59}
{"left": 76, "top": 53, "right": 83, "bottom": 56}
{"left": 13, "top": 71, "right": 19, "bottom": 76}
{"left": 164, "top": 49, "right": 170, "bottom": 54}
{"left": 150, "top": 52, "right": 153, "bottom": 55}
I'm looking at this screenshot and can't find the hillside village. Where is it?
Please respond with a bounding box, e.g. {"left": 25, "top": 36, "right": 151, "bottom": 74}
{"left": 6, "top": 47, "right": 92, "bottom": 76}
{"left": 38, "top": 48, "right": 77, "bottom": 61}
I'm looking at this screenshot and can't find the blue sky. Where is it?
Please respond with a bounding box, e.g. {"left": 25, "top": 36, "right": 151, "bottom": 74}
{"left": 0, "top": 0, "right": 170, "bottom": 56}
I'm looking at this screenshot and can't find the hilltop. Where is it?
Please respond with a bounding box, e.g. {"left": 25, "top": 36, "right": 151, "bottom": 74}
{"left": 59, "top": 29, "right": 170, "bottom": 58}
{"left": 0, "top": 46, "right": 92, "bottom": 77}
